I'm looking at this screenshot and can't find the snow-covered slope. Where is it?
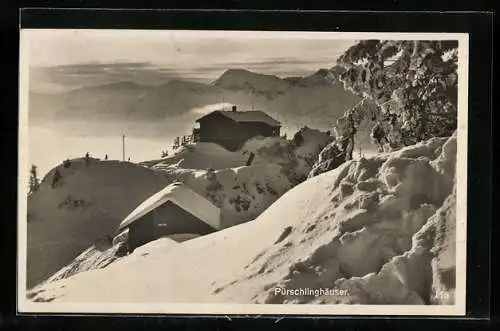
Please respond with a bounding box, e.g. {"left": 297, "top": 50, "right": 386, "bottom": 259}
{"left": 41, "top": 234, "right": 178, "bottom": 286}
{"left": 42, "top": 235, "right": 128, "bottom": 285}
{"left": 28, "top": 133, "right": 458, "bottom": 305}
{"left": 143, "top": 142, "right": 265, "bottom": 170}
{"left": 148, "top": 127, "right": 332, "bottom": 176}
{"left": 26, "top": 158, "right": 171, "bottom": 288}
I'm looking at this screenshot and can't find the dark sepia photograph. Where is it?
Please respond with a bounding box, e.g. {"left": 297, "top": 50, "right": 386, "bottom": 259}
{"left": 18, "top": 29, "right": 468, "bottom": 315}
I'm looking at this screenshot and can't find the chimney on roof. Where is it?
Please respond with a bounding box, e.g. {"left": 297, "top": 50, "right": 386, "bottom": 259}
{"left": 232, "top": 105, "right": 237, "bottom": 112}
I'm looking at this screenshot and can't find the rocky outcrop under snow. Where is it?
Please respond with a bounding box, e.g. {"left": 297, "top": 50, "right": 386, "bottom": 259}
{"left": 308, "top": 140, "right": 346, "bottom": 178}
{"left": 27, "top": 133, "right": 458, "bottom": 306}
{"left": 242, "top": 127, "right": 334, "bottom": 184}
{"left": 184, "top": 164, "right": 293, "bottom": 228}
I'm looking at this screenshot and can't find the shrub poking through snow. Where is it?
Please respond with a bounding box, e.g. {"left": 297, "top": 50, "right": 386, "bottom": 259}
{"left": 63, "top": 159, "right": 72, "bottom": 169}
{"left": 57, "top": 195, "right": 91, "bottom": 210}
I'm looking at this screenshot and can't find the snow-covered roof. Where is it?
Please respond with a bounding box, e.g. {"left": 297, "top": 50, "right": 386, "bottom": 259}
{"left": 118, "top": 182, "right": 220, "bottom": 231}
{"left": 196, "top": 110, "right": 281, "bottom": 127}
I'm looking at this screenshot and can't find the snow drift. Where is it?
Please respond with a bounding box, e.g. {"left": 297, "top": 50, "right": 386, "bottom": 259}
{"left": 28, "top": 133, "right": 458, "bottom": 305}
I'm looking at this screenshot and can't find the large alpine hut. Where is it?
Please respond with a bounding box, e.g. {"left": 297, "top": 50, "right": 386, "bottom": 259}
{"left": 195, "top": 105, "right": 281, "bottom": 151}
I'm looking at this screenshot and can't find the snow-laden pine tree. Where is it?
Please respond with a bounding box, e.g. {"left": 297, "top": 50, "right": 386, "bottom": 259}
{"left": 28, "top": 164, "right": 40, "bottom": 195}
{"left": 336, "top": 40, "right": 458, "bottom": 148}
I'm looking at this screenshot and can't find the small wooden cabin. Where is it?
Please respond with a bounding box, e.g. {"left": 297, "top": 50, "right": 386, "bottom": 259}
{"left": 195, "top": 106, "right": 281, "bottom": 151}
{"left": 118, "top": 182, "right": 220, "bottom": 252}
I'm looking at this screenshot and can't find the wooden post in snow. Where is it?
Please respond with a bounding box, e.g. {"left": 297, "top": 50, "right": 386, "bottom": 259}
{"left": 122, "top": 134, "right": 125, "bottom": 161}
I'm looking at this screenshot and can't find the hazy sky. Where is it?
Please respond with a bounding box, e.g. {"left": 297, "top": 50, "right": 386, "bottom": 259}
{"left": 24, "top": 29, "right": 355, "bottom": 88}
{"left": 25, "top": 29, "right": 354, "bottom": 67}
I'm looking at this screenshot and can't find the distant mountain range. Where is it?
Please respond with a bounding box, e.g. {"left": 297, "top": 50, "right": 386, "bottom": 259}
{"left": 29, "top": 66, "right": 362, "bottom": 132}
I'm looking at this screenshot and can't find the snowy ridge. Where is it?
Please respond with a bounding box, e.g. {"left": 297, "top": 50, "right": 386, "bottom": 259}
{"left": 28, "top": 133, "right": 457, "bottom": 305}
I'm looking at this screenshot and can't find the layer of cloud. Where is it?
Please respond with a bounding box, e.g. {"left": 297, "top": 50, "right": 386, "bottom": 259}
{"left": 29, "top": 59, "right": 339, "bottom": 93}
{"left": 25, "top": 30, "right": 355, "bottom": 92}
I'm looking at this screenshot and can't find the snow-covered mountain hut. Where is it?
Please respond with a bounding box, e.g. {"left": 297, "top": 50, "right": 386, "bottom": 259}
{"left": 118, "top": 182, "right": 220, "bottom": 252}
